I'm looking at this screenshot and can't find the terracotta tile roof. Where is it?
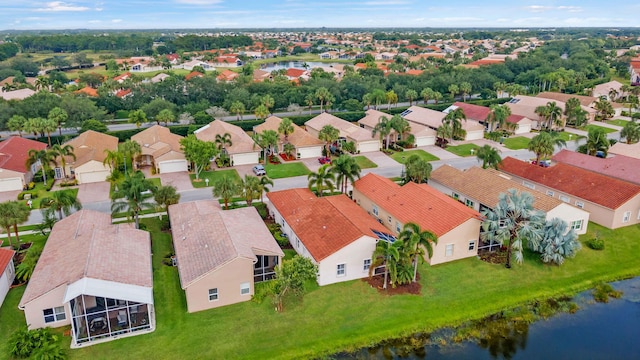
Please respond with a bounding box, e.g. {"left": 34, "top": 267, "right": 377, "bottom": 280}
{"left": 194, "top": 119, "right": 260, "bottom": 154}
{"left": 609, "top": 142, "right": 640, "bottom": 159}
{"left": 115, "top": 88, "right": 132, "bottom": 98}
{"left": 305, "top": 112, "right": 376, "bottom": 142}
{"left": 254, "top": 116, "right": 323, "bottom": 148}
{"left": 354, "top": 173, "right": 480, "bottom": 237}
{"left": 267, "top": 189, "right": 388, "bottom": 262}
{"left": 469, "top": 59, "right": 504, "bottom": 66}
{"left": 286, "top": 68, "right": 306, "bottom": 78}
{"left": 552, "top": 149, "right": 640, "bottom": 185}
{"left": 19, "top": 210, "right": 152, "bottom": 307}
{"left": 169, "top": 200, "right": 283, "bottom": 288}
{"left": 405, "top": 69, "right": 423, "bottom": 76}
{"left": 75, "top": 86, "right": 98, "bottom": 97}
{"left": 132, "top": 125, "right": 184, "bottom": 160}
{"left": 536, "top": 92, "right": 595, "bottom": 107}
{"left": 185, "top": 71, "right": 204, "bottom": 80}
{"left": 0, "top": 136, "right": 47, "bottom": 173}
{"left": 430, "top": 165, "right": 564, "bottom": 213}
{"left": 506, "top": 114, "right": 527, "bottom": 124}
{"left": 450, "top": 102, "right": 490, "bottom": 122}
{"left": 113, "top": 72, "right": 131, "bottom": 82}
{"left": 499, "top": 157, "right": 640, "bottom": 210}
{"left": 216, "top": 69, "right": 239, "bottom": 82}
{"left": 64, "top": 130, "right": 118, "bottom": 167}
{"left": 0, "top": 248, "right": 15, "bottom": 273}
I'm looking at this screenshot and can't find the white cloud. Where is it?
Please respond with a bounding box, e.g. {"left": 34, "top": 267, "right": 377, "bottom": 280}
{"left": 111, "top": 19, "right": 123, "bottom": 23}
{"left": 35, "top": 1, "right": 90, "bottom": 12}
{"left": 525, "top": 5, "right": 583, "bottom": 13}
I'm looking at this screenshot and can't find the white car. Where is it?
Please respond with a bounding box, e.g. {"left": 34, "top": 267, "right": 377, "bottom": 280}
{"left": 252, "top": 165, "right": 266, "bottom": 176}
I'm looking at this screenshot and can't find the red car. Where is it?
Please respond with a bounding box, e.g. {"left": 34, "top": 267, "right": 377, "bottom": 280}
{"left": 318, "top": 157, "right": 332, "bottom": 165}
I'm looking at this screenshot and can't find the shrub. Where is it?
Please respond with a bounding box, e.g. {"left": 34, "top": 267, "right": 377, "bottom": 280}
{"left": 60, "top": 179, "right": 77, "bottom": 187}
{"left": 9, "top": 327, "right": 64, "bottom": 359}
{"left": 593, "top": 282, "right": 622, "bottom": 303}
{"left": 274, "top": 232, "right": 289, "bottom": 247}
{"left": 586, "top": 237, "right": 605, "bottom": 250}
{"left": 253, "top": 202, "right": 268, "bottom": 219}
{"left": 17, "top": 192, "right": 38, "bottom": 201}
{"left": 45, "top": 178, "right": 55, "bottom": 191}
{"left": 27, "top": 182, "right": 35, "bottom": 190}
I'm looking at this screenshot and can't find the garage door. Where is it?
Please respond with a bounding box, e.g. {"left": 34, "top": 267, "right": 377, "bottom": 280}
{"left": 77, "top": 170, "right": 110, "bottom": 184}
{"left": 0, "top": 177, "right": 23, "bottom": 192}
{"left": 231, "top": 152, "right": 260, "bottom": 166}
{"left": 158, "top": 160, "right": 188, "bottom": 174}
{"left": 357, "top": 140, "right": 380, "bottom": 153}
{"left": 414, "top": 135, "right": 435, "bottom": 147}
{"left": 465, "top": 130, "right": 484, "bottom": 141}
{"left": 514, "top": 124, "right": 531, "bottom": 134}
{"left": 297, "top": 146, "right": 322, "bottom": 159}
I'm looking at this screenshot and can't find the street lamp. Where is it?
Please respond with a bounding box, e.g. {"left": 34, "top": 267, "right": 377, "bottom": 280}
{"left": 400, "top": 156, "right": 406, "bottom": 181}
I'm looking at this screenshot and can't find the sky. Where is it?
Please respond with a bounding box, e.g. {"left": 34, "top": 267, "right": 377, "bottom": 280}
{"left": 1, "top": 1, "right": 639, "bottom": 31}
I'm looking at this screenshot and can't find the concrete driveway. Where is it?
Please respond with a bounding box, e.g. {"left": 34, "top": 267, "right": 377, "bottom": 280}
{"left": 361, "top": 151, "right": 401, "bottom": 168}
{"left": 0, "top": 190, "right": 20, "bottom": 202}
{"left": 77, "top": 182, "right": 111, "bottom": 203}
{"left": 160, "top": 172, "right": 194, "bottom": 192}
{"left": 233, "top": 164, "right": 257, "bottom": 178}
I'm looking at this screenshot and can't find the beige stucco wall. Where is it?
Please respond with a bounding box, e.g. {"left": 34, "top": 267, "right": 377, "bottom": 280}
{"left": 305, "top": 125, "right": 320, "bottom": 138}
{"left": 22, "top": 284, "right": 71, "bottom": 330}
{"left": 184, "top": 257, "right": 254, "bottom": 313}
{"left": 317, "top": 235, "right": 377, "bottom": 286}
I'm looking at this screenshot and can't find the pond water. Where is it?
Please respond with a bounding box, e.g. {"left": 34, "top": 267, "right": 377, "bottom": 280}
{"left": 336, "top": 277, "right": 640, "bottom": 359}
{"left": 258, "top": 61, "right": 344, "bottom": 72}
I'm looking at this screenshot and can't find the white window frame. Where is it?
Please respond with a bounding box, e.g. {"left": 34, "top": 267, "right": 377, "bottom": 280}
{"left": 208, "top": 288, "right": 219, "bottom": 302}
{"left": 363, "top": 259, "right": 371, "bottom": 272}
{"left": 570, "top": 220, "right": 583, "bottom": 231}
{"left": 623, "top": 211, "right": 631, "bottom": 223}
{"left": 337, "top": 263, "right": 346, "bottom": 277}
{"left": 546, "top": 190, "right": 554, "bottom": 197}
{"left": 523, "top": 181, "right": 535, "bottom": 189}
{"left": 468, "top": 240, "right": 476, "bottom": 251}
{"left": 372, "top": 205, "right": 379, "bottom": 217}
{"left": 240, "top": 282, "right": 250, "bottom": 296}
{"left": 559, "top": 195, "right": 570, "bottom": 203}
{"left": 296, "top": 237, "right": 300, "bottom": 249}
{"left": 637, "top": 209, "right": 640, "bottom": 220}
{"left": 395, "top": 222, "right": 401, "bottom": 233}
{"left": 445, "top": 244, "right": 454, "bottom": 257}
{"left": 43, "top": 306, "right": 66, "bottom": 323}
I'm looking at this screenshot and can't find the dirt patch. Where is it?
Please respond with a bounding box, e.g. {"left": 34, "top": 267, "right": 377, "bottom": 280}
{"left": 478, "top": 247, "right": 508, "bottom": 265}
{"left": 362, "top": 274, "right": 422, "bottom": 295}
{"left": 279, "top": 153, "right": 296, "bottom": 161}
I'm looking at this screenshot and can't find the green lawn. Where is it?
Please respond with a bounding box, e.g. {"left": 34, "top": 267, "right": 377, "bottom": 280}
{"left": 20, "top": 184, "right": 79, "bottom": 210}
{"left": 503, "top": 136, "right": 531, "bottom": 150}
{"left": 606, "top": 119, "right": 629, "bottom": 127}
{"left": 265, "top": 162, "right": 310, "bottom": 179}
{"left": 189, "top": 169, "right": 241, "bottom": 188}
{"left": 445, "top": 143, "right": 482, "bottom": 157}
{"left": 2, "top": 221, "right": 640, "bottom": 359}
{"left": 584, "top": 124, "right": 618, "bottom": 134}
{"left": 352, "top": 156, "right": 378, "bottom": 169}
{"left": 390, "top": 149, "right": 440, "bottom": 163}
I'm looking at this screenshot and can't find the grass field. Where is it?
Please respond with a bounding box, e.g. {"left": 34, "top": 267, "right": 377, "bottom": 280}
{"left": 605, "top": 119, "right": 629, "bottom": 127}
{"left": 2, "top": 220, "right": 639, "bottom": 360}
{"left": 189, "top": 169, "right": 241, "bottom": 188}
{"left": 265, "top": 162, "right": 310, "bottom": 179}
{"left": 584, "top": 124, "right": 618, "bottom": 134}
{"left": 352, "top": 156, "right": 378, "bottom": 169}
{"left": 20, "top": 184, "right": 79, "bottom": 210}
{"left": 445, "top": 143, "right": 482, "bottom": 157}
{"left": 390, "top": 149, "right": 440, "bottom": 163}
{"left": 503, "top": 136, "right": 530, "bottom": 150}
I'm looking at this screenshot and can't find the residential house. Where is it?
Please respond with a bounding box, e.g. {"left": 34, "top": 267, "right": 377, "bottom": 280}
{"left": 630, "top": 58, "right": 640, "bottom": 86}
{"left": 0, "top": 248, "right": 15, "bottom": 308}
{"left": 552, "top": 149, "right": 640, "bottom": 185}
{"left": 0, "top": 136, "right": 48, "bottom": 192}
{"left": 75, "top": 86, "right": 99, "bottom": 97}
{"left": 210, "top": 56, "right": 243, "bottom": 68}
{"left": 285, "top": 68, "right": 309, "bottom": 81}
{"left": 498, "top": 157, "right": 640, "bottom": 229}
{"left": 113, "top": 72, "right": 132, "bottom": 83}
{"left": 252, "top": 69, "right": 272, "bottom": 82}
{"left": 131, "top": 125, "right": 188, "bottom": 174}
{"left": 115, "top": 89, "right": 132, "bottom": 99}
{"left": 592, "top": 80, "right": 625, "bottom": 100}
{"left": 169, "top": 200, "right": 283, "bottom": 313}
{"left": 536, "top": 91, "right": 623, "bottom": 117}
{"left": 505, "top": 95, "right": 596, "bottom": 129}
{"left": 305, "top": 113, "right": 381, "bottom": 153}
{"left": 150, "top": 73, "right": 170, "bottom": 83}
{"left": 0, "top": 88, "right": 36, "bottom": 101}
{"left": 609, "top": 141, "right": 640, "bottom": 160}
{"left": 182, "top": 60, "right": 215, "bottom": 71}
{"left": 357, "top": 109, "right": 436, "bottom": 147}
{"left": 401, "top": 106, "right": 485, "bottom": 141}
{"left": 267, "top": 189, "right": 390, "bottom": 286}
{"left": 353, "top": 173, "right": 483, "bottom": 265}
{"left": 60, "top": 131, "right": 118, "bottom": 184}
{"left": 253, "top": 116, "right": 324, "bottom": 159}
{"left": 185, "top": 71, "right": 204, "bottom": 81}
{"left": 216, "top": 69, "right": 239, "bottom": 83}
{"left": 194, "top": 120, "right": 261, "bottom": 166}
{"left": 18, "top": 210, "right": 154, "bottom": 347}
{"left": 429, "top": 165, "right": 590, "bottom": 236}
{"left": 444, "top": 102, "right": 532, "bottom": 134}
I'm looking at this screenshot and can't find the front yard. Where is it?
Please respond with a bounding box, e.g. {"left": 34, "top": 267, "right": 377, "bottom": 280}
{"left": 2, "top": 220, "right": 640, "bottom": 359}
{"left": 445, "top": 143, "right": 482, "bottom": 157}
{"left": 584, "top": 124, "right": 618, "bottom": 134}
{"left": 390, "top": 149, "right": 440, "bottom": 163}
{"left": 352, "top": 156, "right": 378, "bottom": 169}
{"left": 502, "top": 136, "right": 530, "bottom": 150}
{"left": 605, "top": 119, "right": 629, "bottom": 127}
{"left": 265, "top": 162, "right": 310, "bottom": 179}
{"left": 19, "top": 182, "right": 79, "bottom": 210}
{"left": 189, "top": 169, "right": 242, "bottom": 188}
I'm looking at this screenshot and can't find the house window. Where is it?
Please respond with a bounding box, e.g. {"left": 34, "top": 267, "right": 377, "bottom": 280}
{"left": 240, "top": 282, "right": 250, "bottom": 295}
{"left": 387, "top": 216, "right": 392, "bottom": 223}
{"left": 363, "top": 259, "right": 371, "bottom": 272}
{"left": 465, "top": 199, "right": 474, "bottom": 208}
{"left": 637, "top": 209, "right": 640, "bottom": 220}
{"left": 296, "top": 237, "right": 300, "bottom": 249}
{"left": 559, "top": 195, "right": 570, "bottom": 203}
{"left": 570, "top": 220, "right": 583, "bottom": 231}
{"left": 546, "top": 190, "right": 554, "bottom": 197}
{"left": 453, "top": 193, "right": 459, "bottom": 200}
{"left": 523, "top": 181, "right": 535, "bottom": 189}
{"left": 372, "top": 205, "right": 379, "bottom": 217}
{"left": 575, "top": 201, "right": 584, "bottom": 209}
{"left": 445, "top": 244, "right": 454, "bottom": 257}
{"left": 396, "top": 222, "right": 401, "bottom": 233}
{"left": 208, "top": 288, "right": 218, "bottom": 301}
{"left": 468, "top": 240, "right": 476, "bottom": 251}
{"left": 623, "top": 211, "right": 631, "bottom": 223}
{"left": 43, "top": 306, "right": 66, "bottom": 323}
{"left": 337, "top": 263, "right": 346, "bottom": 277}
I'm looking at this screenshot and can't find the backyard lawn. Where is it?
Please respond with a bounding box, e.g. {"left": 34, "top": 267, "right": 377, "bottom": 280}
{"left": 584, "top": 124, "right": 617, "bottom": 134}
{"left": 502, "top": 136, "right": 530, "bottom": 150}
{"left": 445, "top": 143, "right": 482, "bottom": 157}
{"left": 352, "top": 156, "right": 378, "bottom": 169}
{"left": 265, "top": 162, "right": 310, "bottom": 179}
{"left": 189, "top": 169, "right": 241, "bottom": 188}
{"left": 605, "top": 119, "right": 629, "bottom": 127}
{"left": 390, "top": 149, "right": 440, "bottom": 163}
{"left": 3, "top": 220, "right": 639, "bottom": 360}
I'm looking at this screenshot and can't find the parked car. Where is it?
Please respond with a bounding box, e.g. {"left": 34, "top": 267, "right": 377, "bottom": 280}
{"left": 252, "top": 164, "right": 266, "bottom": 176}
{"left": 318, "top": 157, "right": 332, "bottom": 165}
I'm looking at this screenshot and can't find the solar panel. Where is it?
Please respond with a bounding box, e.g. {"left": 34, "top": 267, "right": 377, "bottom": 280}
{"left": 372, "top": 230, "right": 397, "bottom": 243}
{"left": 400, "top": 109, "right": 413, "bottom": 117}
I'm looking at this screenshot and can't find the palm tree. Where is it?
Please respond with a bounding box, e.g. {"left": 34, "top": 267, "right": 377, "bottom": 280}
{"left": 527, "top": 132, "right": 565, "bottom": 164}
{"left": 485, "top": 104, "right": 511, "bottom": 132}
{"left": 372, "top": 116, "right": 394, "bottom": 150}
{"left": 304, "top": 93, "right": 315, "bottom": 114}
{"left": 318, "top": 124, "right": 340, "bottom": 157}
{"left": 7, "top": 115, "right": 26, "bottom": 137}
{"left": 369, "top": 239, "right": 401, "bottom": 290}
{"left": 594, "top": 98, "right": 614, "bottom": 120}
{"left": 47, "top": 107, "right": 68, "bottom": 137}
{"left": 229, "top": 101, "right": 245, "bottom": 121}
{"left": 258, "top": 176, "right": 274, "bottom": 203}
{"left": 385, "top": 90, "right": 398, "bottom": 110}
{"left": 153, "top": 185, "right": 180, "bottom": 212}
{"left": 330, "top": 154, "right": 361, "bottom": 194}
{"left": 476, "top": 145, "right": 502, "bottom": 169}
{"left": 398, "top": 222, "right": 437, "bottom": 282}
{"left": 103, "top": 149, "right": 122, "bottom": 172}
{"left": 278, "top": 118, "right": 295, "bottom": 143}
{"left": 214, "top": 132, "right": 233, "bottom": 152}
{"left": 433, "top": 91, "right": 443, "bottom": 105}
{"left": 51, "top": 144, "right": 75, "bottom": 179}
{"left": 481, "top": 189, "right": 546, "bottom": 268}
{"left": 391, "top": 115, "right": 411, "bottom": 142}
{"left": 405, "top": 89, "right": 418, "bottom": 106}
{"left": 420, "top": 87, "right": 434, "bottom": 104}
{"left": 307, "top": 164, "right": 335, "bottom": 197}
{"left": 259, "top": 129, "right": 279, "bottom": 161}
{"left": 212, "top": 175, "right": 240, "bottom": 210}
{"left": 254, "top": 104, "right": 269, "bottom": 120}
{"left": 41, "top": 189, "right": 82, "bottom": 220}
{"left": 448, "top": 84, "right": 459, "bottom": 101}
{"left": 315, "top": 87, "right": 331, "bottom": 112}
{"left": 25, "top": 149, "right": 57, "bottom": 185}
{"left": 111, "top": 171, "right": 156, "bottom": 229}
{"left": 582, "top": 127, "right": 610, "bottom": 156}
{"left": 40, "top": 118, "right": 57, "bottom": 147}
{"left": 156, "top": 109, "right": 175, "bottom": 126}
{"left": 531, "top": 218, "right": 581, "bottom": 265}
{"left": 620, "top": 121, "right": 640, "bottom": 144}
{"left": 362, "top": 93, "right": 373, "bottom": 110}
{"left": 459, "top": 82, "right": 472, "bottom": 102}
{"left": 443, "top": 107, "right": 467, "bottom": 143}
{"left": 241, "top": 175, "right": 262, "bottom": 206}
{"left": 119, "top": 140, "right": 142, "bottom": 174}
{"left": 261, "top": 94, "right": 275, "bottom": 114}
{"left": 128, "top": 109, "right": 147, "bottom": 128}
{"left": 403, "top": 154, "right": 432, "bottom": 184}
{"left": 283, "top": 143, "right": 295, "bottom": 158}
{"left": 0, "top": 201, "right": 30, "bottom": 246}
{"left": 371, "top": 89, "right": 386, "bottom": 110}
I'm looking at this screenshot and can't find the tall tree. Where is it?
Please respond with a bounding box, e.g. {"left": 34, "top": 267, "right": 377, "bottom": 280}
{"left": 153, "top": 185, "right": 181, "bottom": 212}
{"left": 448, "top": 84, "right": 459, "bottom": 101}
{"left": 372, "top": 116, "right": 394, "bottom": 150}
{"left": 527, "top": 132, "right": 566, "bottom": 164}
{"left": 41, "top": 189, "right": 82, "bottom": 220}
{"left": 485, "top": 104, "right": 511, "bottom": 132}
{"left": 315, "top": 87, "right": 331, "bottom": 113}
{"left": 212, "top": 175, "right": 240, "bottom": 210}
{"left": 620, "top": 121, "right": 640, "bottom": 144}
{"left": 7, "top": 115, "right": 26, "bottom": 137}
{"left": 420, "top": 87, "right": 434, "bottom": 104}
{"left": 594, "top": 98, "right": 614, "bottom": 120}
{"left": 318, "top": 124, "right": 340, "bottom": 157}
{"left": 330, "top": 154, "right": 361, "bottom": 194}
{"left": 581, "top": 126, "right": 610, "bottom": 156}
{"left": 254, "top": 104, "right": 269, "bottom": 120}
{"left": 111, "top": 171, "right": 156, "bottom": 229}
{"left": 391, "top": 115, "right": 411, "bottom": 142}
{"left": 47, "top": 107, "right": 68, "bottom": 137}
{"left": 459, "top": 82, "right": 472, "bottom": 102}
{"left": 278, "top": 118, "right": 294, "bottom": 143}
{"left": 128, "top": 109, "right": 147, "bottom": 128}
{"left": 180, "top": 135, "right": 218, "bottom": 180}
{"left": 25, "top": 149, "right": 57, "bottom": 185}
{"left": 119, "top": 139, "right": 142, "bottom": 174}
{"left": 155, "top": 109, "right": 175, "bottom": 126}
{"left": 369, "top": 239, "right": 401, "bottom": 290}
{"left": 398, "top": 222, "right": 438, "bottom": 282}
{"left": 261, "top": 94, "right": 275, "bottom": 114}
{"left": 385, "top": 89, "right": 398, "bottom": 110}
{"left": 41, "top": 118, "right": 57, "bottom": 147}
{"left": 241, "top": 174, "right": 262, "bottom": 206}
{"left": 229, "top": 101, "right": 245, "bottom": 121}
{"left": 443, "top": 107, "right": 467, "bottom": 142}
{"left": 530, "top": 218, "right": 581, "bottom": 266}
{"left": 258, "top": 176, "right": 274, "bottom": 203}
{"left": 272, "top": 255, "right": 317, "bottom": 312}
{"left": 51, "top": 144, "right": 75, "bottom": 179}
{"left": 476, "top": 144, "right": 502, "bottom": 169}
{"left": 307, "top": 164, "right": 335, "bottom": 197}
{"left": 403, "top": 154, "right": 432, "bottom": 184}
{"left": 214, "top": 132, "right": 233, "bottom": 152}
{"left": 405, "top": 89, "right": 418, "bottom": 106}
{"left": 0, "top": 201, "right": 31, "bottom": 246}
{"left": 481, "top": 189, "right": 546, "bottom": 268}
